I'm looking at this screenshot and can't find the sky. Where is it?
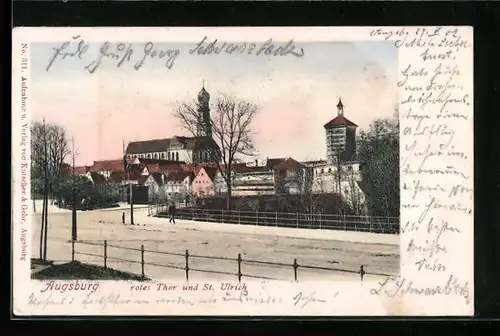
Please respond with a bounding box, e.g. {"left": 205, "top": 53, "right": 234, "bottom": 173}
{"left": 30, "top": 40, "right": 398, "bottom": 166}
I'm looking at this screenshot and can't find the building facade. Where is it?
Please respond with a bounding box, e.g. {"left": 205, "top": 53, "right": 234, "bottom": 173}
{"left": 191, "top": 166, "right": 217, "bottom": 197}
{"left": 273, "top": 158, "right": 312, "bottom": 195}
{"left": 164, "top": 171, "right": 194, "bottom": 201}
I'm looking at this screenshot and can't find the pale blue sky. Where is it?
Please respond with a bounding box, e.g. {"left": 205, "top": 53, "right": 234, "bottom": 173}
{"left": 30, "top": 40, "right": 398, "bottom": 165}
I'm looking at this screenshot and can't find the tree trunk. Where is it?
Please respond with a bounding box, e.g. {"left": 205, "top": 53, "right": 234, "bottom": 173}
{"left": 39, "top": 191, "right": 46, "bottom": 260}
{"left": 43, "top": 180, "right": 50, "bottom": 260}
{"left": 226, "top": 182, "right": 232, "bottom": 210}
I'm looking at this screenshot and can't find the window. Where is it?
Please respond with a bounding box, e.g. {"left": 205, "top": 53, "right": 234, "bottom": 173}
{"left": 155, "top": 153, "right": 158, "bottom": 159}
{"left": 175, "top": 152, "right": 179, "bottom": 161}
{"left": 161, "top": 153, "right": 165, "bottom": 159}
{"left": 328, "top": 168, "right": 332, "bottom": 173}
{"left": 320, "top": 169, "right": 324, "bottom": 174}
{"left": 147, "top": 154, "right": 151, "bottom": 159}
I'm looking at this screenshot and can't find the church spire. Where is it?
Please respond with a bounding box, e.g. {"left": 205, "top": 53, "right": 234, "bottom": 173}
{"left": 197, "top": 83, "right": 212, "bottom": 137}
{"left": 337, "top": 98, "right": 344, "bottom": 116}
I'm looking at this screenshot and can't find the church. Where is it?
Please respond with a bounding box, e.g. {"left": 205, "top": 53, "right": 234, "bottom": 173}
{"left": 125, "top": 85, "right": 221, "bottom": 164}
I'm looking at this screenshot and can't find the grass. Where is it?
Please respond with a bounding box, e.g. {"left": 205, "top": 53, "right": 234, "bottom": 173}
{"left": 31, "top": 260, "right": 150, "bottom": 281}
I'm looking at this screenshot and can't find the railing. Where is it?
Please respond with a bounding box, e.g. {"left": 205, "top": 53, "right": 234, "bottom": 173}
{"left": 72, "top": 240, "right": 392, "bottom": 282}
{"left": 155, "top": 208, "right": 399, "bottom": 234}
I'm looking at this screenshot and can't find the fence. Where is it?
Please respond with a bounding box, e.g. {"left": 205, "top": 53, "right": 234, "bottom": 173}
{"left": 155, "top": 207, "right": 399, "bottom": 234}
{"left": 72, "top": 240, "right": 392, "bottom": 282}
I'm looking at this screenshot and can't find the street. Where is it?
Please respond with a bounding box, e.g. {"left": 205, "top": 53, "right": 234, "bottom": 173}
{"left": 30, "top": 201, "right": 399, "bottom": 282}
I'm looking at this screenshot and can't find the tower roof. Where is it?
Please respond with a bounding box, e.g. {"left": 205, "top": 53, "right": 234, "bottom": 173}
{"left": 324, "top": 98, "right": 357, "bottom": 128}
{"left": 198, "top": 84, "right": 210, "bottom": 101}
{"left": 323, "top": 116, "right": 358, "bottom": 128}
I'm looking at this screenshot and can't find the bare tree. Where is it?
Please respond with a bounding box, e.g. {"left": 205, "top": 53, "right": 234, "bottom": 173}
{"left": 343, "top": 166, "right": 365, "bottom": 215}
{"left": 174, "top": 94, "right": 259, "bottom": 209}
{"left": 30, "top": 120, "right": 70, "bottom": 260}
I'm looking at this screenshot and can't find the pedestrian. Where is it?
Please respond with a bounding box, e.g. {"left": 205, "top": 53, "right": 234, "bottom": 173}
{"left": 168, "top": 202, "right": 176, "bottom": 224}
{"left": 360, "top": 265, "right": 365, "bottom": 282}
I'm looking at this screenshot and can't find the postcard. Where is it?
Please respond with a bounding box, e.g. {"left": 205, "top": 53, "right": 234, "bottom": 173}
{"left": 11, "top": 26, "right": 473, "bottom": 316}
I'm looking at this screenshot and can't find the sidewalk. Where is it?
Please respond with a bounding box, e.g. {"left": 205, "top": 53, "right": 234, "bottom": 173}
{"left": 31, "top": 199, "right": 149, "bottom": 214}
{"left": 138, "top": 213, "right": 400, "bottom": 246}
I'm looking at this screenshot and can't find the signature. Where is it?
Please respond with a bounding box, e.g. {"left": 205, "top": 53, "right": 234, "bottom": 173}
{"left": 292, "top": 291, "right": 329, "bottom": 308}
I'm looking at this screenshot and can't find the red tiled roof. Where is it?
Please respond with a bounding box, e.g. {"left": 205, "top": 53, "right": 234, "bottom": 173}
{"left": 109, "top": 171, "right": 125, "bottom": 183}
{"left": 90, "top": 159, "right": 125, "bottom": 173}
{"left": 138, "top": 158, "right": 184, "bottom": 166}
{"left": 266, "top": 158, "right": 286, "bottom": 170}
{"left": 151, "top": 172, "right": 165, "bottom": 186}
{"left": 323, "top": 116, "right": 358, "bottom": 128}
{"left": 212, "top": 163, "right": 249, "bottom": 174}
{"left": 198, "top": 167, "right": 218, "bottom": 181}
{"left": 138, "top": 175, "right": 149, "bottom": 185}
{"left": 90, "top": 172, "right": 107, "bottom": 184}
{"left": 125, "top": 165, "right": 144, "bottom": 181}
{"left": 74, "top": 166, "right": 90, "bottom": 175}
{"left": 273, "top": 157, "right": 305, "bottom": 170}
{"left": 146, "top": 164, "right": 162, "bottom": 173}
{"left": 126, "top": 157, "right": 139, "bottom": 165}
{"left": 166, "top": 171, "right": 194, "bottom": 183}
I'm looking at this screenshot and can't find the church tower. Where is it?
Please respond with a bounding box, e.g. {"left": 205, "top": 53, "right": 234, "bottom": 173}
{"left": 197, "top": 83, "right": 212, "bottom": 137}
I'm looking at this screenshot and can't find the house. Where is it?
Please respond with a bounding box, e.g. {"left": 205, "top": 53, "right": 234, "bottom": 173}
{"left": 89, "top": 159, "right": 126, "bottom": 178}
{"left": 213, "top": 163, "right": 276, "bottom": 197}
{"left": 138, "top": 172, "right": 166, "bottom": 201}
{"left": 273, "top": 157, "right": 312, "bottom": 195}
{"left": 164, "top": 171, "right": 194, "bottom": 202}
{"left": 191, "top": 166, "right": 217, "bottom": 197}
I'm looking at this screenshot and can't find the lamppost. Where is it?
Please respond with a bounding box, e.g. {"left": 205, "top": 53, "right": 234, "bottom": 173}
{"left": 71, "top": 137, "right": 78, "bottom": 241}
{"left": 129, "top": 178, "right": 134, "bottom": 225}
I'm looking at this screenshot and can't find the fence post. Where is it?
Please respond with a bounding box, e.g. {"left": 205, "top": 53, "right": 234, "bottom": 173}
{"left": 293, "top": 258, "right": 298, "bottom": 282}
{"left": 237, "top": 253, "right": 242, "bottom": 283}
{"left": 275, "top": 211, "right": 278, "bottom": 227}
{"left": 369, "top": 220, "right": 373, "bottom": 233}
{"left": 296, "top": 212, "right": 299, "bottom": 228}
{"left": 319, "top": 213, "right": 322, "bottom": 230}
{"left": 256, "top": 210, "right": 259, "bottom": 226}
{"left": 71, "top": 240, "right": 75, "bottom": 261}
{"left": 185, "top": 249, "right": 190, "bottom": 282}
{"left": 140, "top": 245, "right": 145, "bottom": 278}
{"left": 238, "top": 209, "right": 241, "bottom": 225}
{"left": 103, "top": 240, "right": 107, "bottom": 268}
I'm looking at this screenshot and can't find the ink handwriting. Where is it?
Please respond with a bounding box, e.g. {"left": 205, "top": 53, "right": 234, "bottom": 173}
{"left": 45, "top": 36, "right": 305, "bottom": 74}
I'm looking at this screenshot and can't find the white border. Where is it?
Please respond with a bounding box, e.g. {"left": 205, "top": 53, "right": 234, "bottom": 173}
{"left": 11, "top": 26, "right": 474, "bottom": 316}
